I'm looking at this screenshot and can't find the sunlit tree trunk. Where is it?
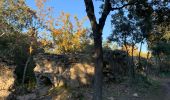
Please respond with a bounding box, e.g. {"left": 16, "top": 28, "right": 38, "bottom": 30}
{"left": 22, "top": 45, "right": 33, "bottom": 85}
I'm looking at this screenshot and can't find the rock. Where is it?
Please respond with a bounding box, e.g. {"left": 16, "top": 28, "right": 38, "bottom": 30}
{"left": 0, "top": 90, "right": 11, "bottom": 99}
{"left": 52, "top": 90, "right": 70, "bottom": 100}
{"left": 0, "top": 63, "right": 15, "bottom": 90}
{"left": 0, "top": 61, "right": 16, "bottom": 99}
{"left": 37, "top": 86, "right": 51, "bottom": 97}
{"left": 107, "top": 97, "right": 115, "bottom": 100}
{"left": 132, "top": 93, "right": 139, "bottom": 97}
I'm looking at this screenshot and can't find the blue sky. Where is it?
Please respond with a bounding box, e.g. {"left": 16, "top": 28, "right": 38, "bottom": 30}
{"left": 26, "top": 0, "right": 147, "bottom": 51}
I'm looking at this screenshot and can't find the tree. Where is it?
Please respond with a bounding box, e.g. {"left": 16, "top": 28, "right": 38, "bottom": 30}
{"left": 83, "top": 0, "right": 138, "bottom": 99}
{"left": 145, "top": 0, "right": 170, "bottom": 72}
{"left": 108, "top": 7, "right": 151, "bottom": 79}
{"left": 0, "top": 0, "right": 37, "bottom": 33}
{"left": 0, "top": 0, "right": 40, "bottom": 84}
{"left": 34, "top": 0, "right": 89, "bottom": 54}
{"left": 148, "top": 2, "right": 170, "bottom": 54}
{"left": 84, "top": 0, "right": 169, "bottom": 99}
{"left": 50, "top": 12, "right": 88, "bottom": 54}
{"left": 107, "top": 0, "right": 165, "bottom": 81}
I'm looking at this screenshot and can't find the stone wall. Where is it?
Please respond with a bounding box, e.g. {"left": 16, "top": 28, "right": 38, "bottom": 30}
{"left": 33, "top": 50, "right": 131, "bottom": 88}
{"left": 33, "top": 53, "right": 94, "bottom": 88}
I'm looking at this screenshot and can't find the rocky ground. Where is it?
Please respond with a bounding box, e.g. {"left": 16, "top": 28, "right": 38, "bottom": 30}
{"left": 11, "top": 77, "right": 170, "bottom": 100}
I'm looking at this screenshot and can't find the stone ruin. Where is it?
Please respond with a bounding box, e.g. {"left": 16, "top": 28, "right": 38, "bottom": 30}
{"left": 33, "top": 53, "right": 94, "bottom": 88}
{"left": 0, "top": 51, "right": 131, "bottom": 99}
{"left": 33, "top": 50, "right": 130, "bottom": 88}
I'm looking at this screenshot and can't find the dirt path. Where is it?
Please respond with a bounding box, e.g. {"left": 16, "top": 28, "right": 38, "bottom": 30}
{"left": 164, "top": 81, "right": 170, "bottom": 99}
{"left": 152, "top": 78, "right": 170, "bottom": 100}
{"left": 137, "top": 78, "right": 170, "bottom": 100}
{"left": 107, "top": 78, "right": 170, "bottom": 100}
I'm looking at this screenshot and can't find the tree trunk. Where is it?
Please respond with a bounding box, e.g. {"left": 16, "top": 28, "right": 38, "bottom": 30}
{"left": 146, "top": 51, "right": 150, "bottom": 77}
{"left": 22, "top": 55, "right": 31, "bottom": 85}
{"left": 138, "top": 42, "right": 143, "bottom": 67}
{"left": 83, "top": 1, "right": 111, "bottom": 99}
{"left": 131, "top": 44, "right": 135, "bottom": 80}
{"left": 124, "top": 35, "right": 129, "bottom": 56}
{"left": 157, "top": 54, "right": 162, "bottom": 72}
{"left": 93, "top": 31, "right": 103, "bottom": 100}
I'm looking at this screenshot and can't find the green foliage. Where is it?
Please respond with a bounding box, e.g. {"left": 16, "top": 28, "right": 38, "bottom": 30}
{"left": 0, "top": 0, "right": 37, "bottom": 32}
{"left": 0, "top": 0, "right": 39, "bottom": 58}
{"left": 0, "top": 30, "right": 38, "bottom": 83}
{"left": 133, "top": 73, "right": 151, "bottom": 86}
{"left": 0, "top": 0, "right": 40, "bottom": 84}
{"left": 103, "top": 40, "right": 118, "bottom": 51}
{"left": 0, "top": 32, "right": 30, "bottom": 59}
{"left": 159, "top": 70, "right": 170, "bottom": 78}
{"left": 151, "top": 42, "right": 170, "bottom": 55}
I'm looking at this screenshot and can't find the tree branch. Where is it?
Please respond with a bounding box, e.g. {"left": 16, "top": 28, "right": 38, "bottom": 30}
{"left": 99, "top": 0, "right": 112, "bottom": 31}
{"left": 84, "top": 0, "right": 98, "bottom": 31}
{"left": 111, "top": 1, "right": 136, "bottom": 11}
{"left": 84, "top": 0, "right": 136, "bottom": 33}
{"left": 98, "top": 1, "right": 136, "bottom": 31}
